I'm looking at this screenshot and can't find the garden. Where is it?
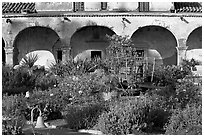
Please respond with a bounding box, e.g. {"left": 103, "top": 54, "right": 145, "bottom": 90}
{"left": 2, "top": 34, "right": 202, "bottom": 135}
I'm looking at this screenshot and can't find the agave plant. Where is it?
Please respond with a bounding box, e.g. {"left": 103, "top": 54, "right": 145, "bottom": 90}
{"left": 21, "top": 53, "right": 39, "bottom": 68}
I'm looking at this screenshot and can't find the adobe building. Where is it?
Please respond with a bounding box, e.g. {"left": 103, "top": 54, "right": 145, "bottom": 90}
{"left": 2, "top": 2, "right": 202, "bottom": 67}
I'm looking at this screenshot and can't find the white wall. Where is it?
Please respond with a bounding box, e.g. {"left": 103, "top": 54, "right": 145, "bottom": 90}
{"left": 35, "top": 2, "right": 73, "bottom": 11}
{"left": 85, "top": 2, "right": 101, "bottom": 11}
{"left": 108, "top": 2, "right": 139, "bottom": 11}
{"left": 149, "top": 2, "right": 172, "bottom": 11}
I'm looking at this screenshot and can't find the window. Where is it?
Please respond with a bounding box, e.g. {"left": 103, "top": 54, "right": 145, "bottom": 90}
{"left": 57, "top": 50, "right": 62, "bottom": 62}
{"left": 73, "top": 2, "right": 84, "bottom": 11}
{"left": 136, "top": 50, "right": 145, "bottom": 57}
{"left": 91, "top": 51, "right": 102, "bottom": 59}
{"left": 101, "top": 2, "right": 107, "bottom": 10}
{"left": 139, "top": 2, "right": 149, "bottom": 12}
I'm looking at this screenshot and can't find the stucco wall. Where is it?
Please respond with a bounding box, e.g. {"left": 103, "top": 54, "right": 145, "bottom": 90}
{"left": 149, "top": 2, "right": 172, "bottom": 11}
{"left": 35, "top": 2, "right": 172, "bottom": 12}
{"left": 2, "top": 13, "right": 202, "bottom": 66}
{"left": 2, "top": 15, "right": 202, "bottom": 48}
{"left": 107, "top": 2, "right": 139, "bottom": 11}
{"left": 35, "top": 2, "right": 73, "bottom": 11}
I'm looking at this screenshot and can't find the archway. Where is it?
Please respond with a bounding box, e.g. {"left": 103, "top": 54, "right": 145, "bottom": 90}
{"left": 186, "top": 27, "right": 202, "bottom": 62}
{"left": 70, "top": 26, "right": 115, "bottom": 60}
{"left": 13, "top": 26, "right": 62, "bottom": 65}
{"left": 131, "top": 26, "right": 178, "bottom": 65}
{"left": 2, "top": 38, "right": 5, "bottom": 65}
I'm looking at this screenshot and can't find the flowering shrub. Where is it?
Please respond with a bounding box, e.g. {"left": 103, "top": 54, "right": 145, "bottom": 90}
{"left": 35, "top": 72, "right": 60, "bottom": 90}
{"left": 2, "top": 115, "right": 25, "bottom": 135}
{"left": 174, "top": 78, "right": 202, "bottom": 109}
{"left": 165, "top": 104, "right": 202, "bottom": 135}
{"left": 94, "top": 96, "right": 170, "bottom": 135}
{"left": 22, "top": 89, "right": 66, "bottom": 121}
{"left": 57, "top": 72, "right": 121, "bottom": 102}
{"left": 2, "top": 94, "right": 27, "bottom": 135}
{"left": 2, "top": 94, "right": 27, "bottom": 118}
{"left": 2, "top": 65, "right": 13, "bottom": 90}
{"left": 144, "top": 65, "right": 190, "bottom": 87}
{"left": 182, "top": 58, "right": 200, "bottom": 72}
{"left": 2, "top": 66, "right": 35, "bottom": 95}
{"left": 2, "top": 65, "right": 47, "bottom": 95}
{"left": 63, "top": 102, "right": 106, "bottom": 130}
{"left": 147, "top": 77, "right": 202, "bottom": 110}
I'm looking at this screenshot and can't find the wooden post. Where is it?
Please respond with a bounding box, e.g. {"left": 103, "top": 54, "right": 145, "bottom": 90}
{"left": 151, "top": 58, "right": 155, "bottom": 82}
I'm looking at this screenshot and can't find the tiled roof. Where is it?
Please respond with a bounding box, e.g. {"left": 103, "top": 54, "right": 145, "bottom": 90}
{"left": 2, "top": 2, "right": 36, "bottom": 14}
{"left": 174, "top": 2, "right": 202, "bottom": 13}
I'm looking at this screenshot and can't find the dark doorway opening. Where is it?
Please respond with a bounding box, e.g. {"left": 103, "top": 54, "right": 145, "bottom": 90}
{"left": 136, "top": 50, "right": 144, "bottom": 57}
{"left": 91, "top": 51, "right": 102, "bottom": 59}
{"left": 57, "top": 50, "right": 62, "bottom": 63}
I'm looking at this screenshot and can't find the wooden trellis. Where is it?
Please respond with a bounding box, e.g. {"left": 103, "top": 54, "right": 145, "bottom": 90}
{"left": 105, "top": 34, "right": 156, "bottom": 83}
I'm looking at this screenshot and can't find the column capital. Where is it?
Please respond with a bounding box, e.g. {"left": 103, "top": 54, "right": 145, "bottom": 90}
{"left": 176, "top": 46, "right": 188, "bottom": 51}
{"left": 178, "top": 38, "right": 187, "bottom": 47}
{"left": 4, "top": 47, "right": 14, "bottom": 54}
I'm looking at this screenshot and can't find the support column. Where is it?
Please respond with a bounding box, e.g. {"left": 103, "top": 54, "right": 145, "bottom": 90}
{"left": 4, "top": 46, "right": 14, "bottom": 66}
{"left": 61, "top": 47, "right": 71, "bottom": 63}
{"left": 176, "top": 46, "right": 188, "bottom": 65}
{"left": 176, "top": 38, "right": 188, "bottom": 65}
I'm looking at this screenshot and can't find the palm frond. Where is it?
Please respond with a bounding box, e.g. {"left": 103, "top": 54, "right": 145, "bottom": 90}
{"left": 21, "top": 53, "right": 39, "bottom": 68}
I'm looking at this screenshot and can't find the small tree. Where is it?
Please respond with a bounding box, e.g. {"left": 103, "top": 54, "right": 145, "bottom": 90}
{"left": 105, "top": 34, "right": 146, "bottom": 83}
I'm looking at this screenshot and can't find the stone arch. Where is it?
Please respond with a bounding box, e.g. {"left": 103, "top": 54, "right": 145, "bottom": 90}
{"left": 186, "top": 26, "right": 202, "bottom": 63}
{"left": 131, "top": 25, "right": 178, "bottom": 65}
{"left": 13, "top": 26, "right": 62, "bottom": 65}
{"left": 186, "top": 26, "right": 202, "bottom": 50}
{"left": 2, "top": 38, "right": 6, "bottom": 64}
{"left": 70, "top": 25, "right": 116, "bottom": 60}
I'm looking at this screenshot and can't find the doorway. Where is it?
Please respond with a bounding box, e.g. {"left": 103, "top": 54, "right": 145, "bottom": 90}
{"left": 91, "top": 51, "right": 102, "bottom": 59}
{"left": 57, "top": 50, "right": 62, "bottom": 62}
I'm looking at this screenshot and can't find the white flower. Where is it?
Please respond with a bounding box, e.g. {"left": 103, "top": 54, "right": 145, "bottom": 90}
{"left": 78, "top": 90, "right": 83, "bottom": 94}
{"left": 25, "top": 91, "right": 30, "bottom": 98}
{"left": 50, "top": 93, "right": 54, "bottom": 96}
{"left": 53, "top": 84, "right": 56, "bottom": 87}
{"left": 73, "top": 76, "right": 79, "bottom": 81}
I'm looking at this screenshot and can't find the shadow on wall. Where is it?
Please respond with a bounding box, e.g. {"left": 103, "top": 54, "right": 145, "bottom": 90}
{"left": 70, "top": 26, "right": 115, "bottom": 58}
{"left": 13, "top": 26, "right": 61, "bottom": 65}
{"left": 163, "top": 52, "right": 177, "bottom": 66}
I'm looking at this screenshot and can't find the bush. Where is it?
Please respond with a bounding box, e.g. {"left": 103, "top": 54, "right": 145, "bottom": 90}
{"left": 2, "top": 94, "right": 27, "bottom": 118}
{"left": 50, "top": 58, "right": 108, "bottom": 77}
{"left": 35, "top": 72, "right": 60, "bottom": 90}
{"left": 165, "top": 104, "right": 202, "bottom": 135}
{"left": 2, "top": 115, "right": 25, "bottom": 135}
{"left": 147, "top": 77, "right": 202, "bottom": 110}
{"left": 22, "top": 89, "right": 65, "bottom": 121}
{"left": 63, "top": 102, "right": 106, "bottom": 130}
{"left": 144, "top": 65, "right": 190, "bottom": 87}
{"left": 94, "top": 96, "right": 170, "bottom": 135}
{"left": 2, "top": 66, "right": 13, "bottom": 90}
{"left": 2, "top": 94, "right": 27, "bottom": 135}
{"left": 2, "top": 66, "right": 37, "bottom": 95}
{"left": 174, "top": 78, "right": 202, "bottom": 109}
